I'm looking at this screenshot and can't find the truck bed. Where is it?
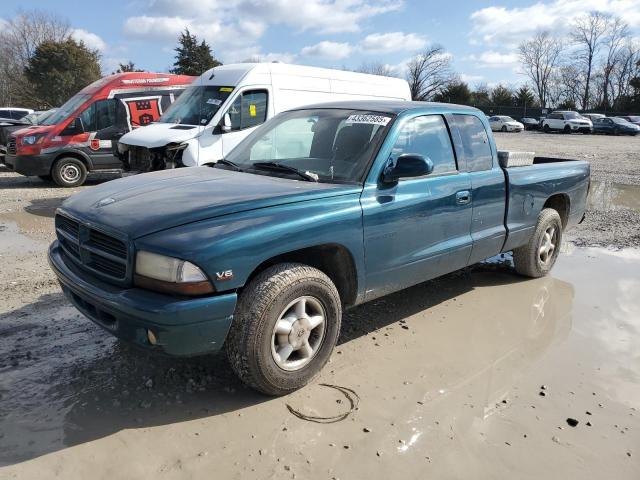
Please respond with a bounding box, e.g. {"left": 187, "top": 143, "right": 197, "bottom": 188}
{"left": 501, "top": 156, "right": 590, "bottom": 252}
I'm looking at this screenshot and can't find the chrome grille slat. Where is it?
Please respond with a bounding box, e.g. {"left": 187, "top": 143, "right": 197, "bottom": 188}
{"left": 54, "top": 214, "right": 129, "bottom": 281}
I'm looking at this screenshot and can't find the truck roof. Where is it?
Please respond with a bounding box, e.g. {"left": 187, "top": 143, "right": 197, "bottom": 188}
{"left": 79, "top": 72, "right": 195, "bottom": 95}
{"left": 287, "top": 99, "right": 482, "bottom": 115}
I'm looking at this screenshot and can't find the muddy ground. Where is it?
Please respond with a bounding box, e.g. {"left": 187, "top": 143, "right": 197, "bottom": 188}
{"left": 1, "top": 132, "right": 639, "bottom": 479}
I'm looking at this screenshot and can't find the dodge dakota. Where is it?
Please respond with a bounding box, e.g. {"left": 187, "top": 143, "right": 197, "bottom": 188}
{"left": 48, "top": 101, "right": 590, "bottom": 395}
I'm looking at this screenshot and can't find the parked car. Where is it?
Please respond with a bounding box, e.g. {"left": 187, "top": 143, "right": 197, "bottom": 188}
{"left": 0, "top": 107, "right": 33, "bottom": 120}
{"left": 581, "top": 113, "right": 605, "bottom": 122}
{"left": 0, "top": 109, "right": 57, "bottom": 162}
{"left": 542, "top": 111, "right": 592, "bottom": 133}
{"left": 521, "top": 117, "right": 540, "bottom": 130}
{"left": 488, "top": 115, "right": 524, "bottom": 132}
{"left": 617, "top": 115, "right": 640, "bottom": 127}
{"left": 4, "top": 72, "right": 195, "bottom": 187}
{"left": 592, "top": 117, "right": 640, "bottom": 135}
{"left": 49, "top": 100, "right": 590, "bottom": 395}
{"left": 117, "top": 62, "right": 412, "bottom": 172}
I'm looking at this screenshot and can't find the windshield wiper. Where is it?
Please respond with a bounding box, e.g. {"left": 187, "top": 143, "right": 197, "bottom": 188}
{"left": 214, "top": 158, "right": 243, "bottom": 171}
{"left": 252, "top": 162, "right": 318, "bottom": 182}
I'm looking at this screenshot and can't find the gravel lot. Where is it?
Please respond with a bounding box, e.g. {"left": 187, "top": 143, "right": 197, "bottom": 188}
{"left": 0, "top": 132, "right": 639, "bottom": 479}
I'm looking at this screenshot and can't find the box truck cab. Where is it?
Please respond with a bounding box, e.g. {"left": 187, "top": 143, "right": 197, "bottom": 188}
{"left": 117, "top": 63, "right": 412, "bottom": 171}
{"left": 4, "top": 72, "right": 194, "bottom": 187}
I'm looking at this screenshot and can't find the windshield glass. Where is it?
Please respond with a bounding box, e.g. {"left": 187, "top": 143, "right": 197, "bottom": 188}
{"left": 40, "top": 94, "right": 90, "bottom": 126}
{"left": 158, "top": 85, "right": 233, "bottom": 125}
{"left": 626, "top": 116, "right": 640, "bottom": 122}
{"left": 563, "top": 112, "right": 581, "bottom": 120}
{"left": 501, "top": 116, "right": 515, "bottom": 122}
{"left": 612, "top": 117, "right": 630, "bottom": 124}
{"left": 224, "top": 109, "right": 393, "bottom": 183}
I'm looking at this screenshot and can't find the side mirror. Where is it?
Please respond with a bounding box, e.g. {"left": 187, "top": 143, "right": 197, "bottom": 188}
{"left": 382, "top": 154, "right": 434, "bottom": 183}
{"left": 221, "top": 113, "right": 232, "bottom": 133}
{"left": 62, "top": 117, "right": 84, "bottom": 136}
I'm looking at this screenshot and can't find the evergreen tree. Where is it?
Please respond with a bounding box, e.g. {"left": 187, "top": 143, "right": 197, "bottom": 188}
{"left": 490, "top": 84, "right": 514, "bottom": 106}
{"left": 24, "top": 38, "right": 101, "bottom": 107}
{"left": 170, "top": 28, "right": 221, "bottom": 76}
{"left": 470, "top": 84, "right": 492, "bottom": 107}
{"left": 114, "top": 61, "right": 144, "bottom": 73}
{"left": 433, "top": 81, "right": 472, "bottom": 104}
{"left": 514, "top": 85, "right": 537, "bottom": 107}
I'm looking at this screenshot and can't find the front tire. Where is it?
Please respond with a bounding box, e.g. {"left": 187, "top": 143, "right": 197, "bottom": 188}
{"left": 226, "top": 263, "right": 342, "bottom": 396}
{"left": 52, "top": 157, "right": 87, "bottom": 187}
{"left": 501, "top": 125, "right": 507, "bottom": 132}
{"left": 543, "top": 124, "right": 550, "bottom": 133}
{"left": 513, "top": 208, "right": 563, "bottom": 278}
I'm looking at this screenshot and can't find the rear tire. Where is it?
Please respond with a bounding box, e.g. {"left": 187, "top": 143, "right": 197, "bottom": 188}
{"left": 225, "top": 263, "right": 342, "bottom": 396}
{"left": 513, "top": 208, "right": 563, "bottom": 278}
{"left": 52, "top": 157, "right": 87, "bottom": 187}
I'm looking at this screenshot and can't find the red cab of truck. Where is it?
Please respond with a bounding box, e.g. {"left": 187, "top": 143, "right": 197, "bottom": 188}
{"left": 4, "top": 72, "right": 195, "bottom": 187}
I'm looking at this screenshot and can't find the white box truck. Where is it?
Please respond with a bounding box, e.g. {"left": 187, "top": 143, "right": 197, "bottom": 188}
{"left": 117, "top": 62, "right": 411, "bottom": 171}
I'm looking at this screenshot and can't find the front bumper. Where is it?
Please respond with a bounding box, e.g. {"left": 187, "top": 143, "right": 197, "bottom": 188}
{"left": 4, "top": 153, "right": 54, "bottom": 176}
{"left": 48, "top": 241, "right": 237, "bottom": 356}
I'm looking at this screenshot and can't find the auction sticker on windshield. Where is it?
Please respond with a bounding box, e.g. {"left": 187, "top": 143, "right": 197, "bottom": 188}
{"left": 346, "top": 114, "right": 391, "bottom": 126}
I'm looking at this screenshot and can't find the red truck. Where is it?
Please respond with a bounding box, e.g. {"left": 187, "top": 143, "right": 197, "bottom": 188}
{"left": 4, "top": 72, "right": 194, "bottom": 187}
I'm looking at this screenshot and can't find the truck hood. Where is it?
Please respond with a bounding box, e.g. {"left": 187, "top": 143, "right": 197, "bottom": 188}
{"left": 119, "top": 122, "right": 201, "bottom": 148}
{"left": 59, "top": 167, "right": 361, "bottom": 238}
{"left": 10, "top": 124, "right": 54, "bottom": 139}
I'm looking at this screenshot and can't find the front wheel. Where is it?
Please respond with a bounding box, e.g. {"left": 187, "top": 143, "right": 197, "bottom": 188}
{"left": 543, "top": 124, "right": 550, "bottom": 133}
{"left": 501, "top": 125, "right": 507, "bottom": 132}
{"left": 563, "top": 125, "right": 572, "bottom": 134}
{"left": 513, "top": 208, "right": 563, "bottom": 278}
{"left": 226, "top": 263, "right": 342, "bottom": 396}
{"left": 52, "top": 157, "right": 87, "bottom": 187}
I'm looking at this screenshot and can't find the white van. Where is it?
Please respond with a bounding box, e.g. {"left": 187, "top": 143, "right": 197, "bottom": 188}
{"left": 117, "top": 62, "right": 411, "bottom": 171}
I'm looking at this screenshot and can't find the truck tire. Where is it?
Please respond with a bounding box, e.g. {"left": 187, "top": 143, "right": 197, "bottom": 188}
{"left": 226, "top": 263, "right": 342, "bottom": 396}
{"left": 52, "top": 157, "right": 87, "bottom": 187}
{"left": 513, "top": 208, "right": 563, "bottom": 278}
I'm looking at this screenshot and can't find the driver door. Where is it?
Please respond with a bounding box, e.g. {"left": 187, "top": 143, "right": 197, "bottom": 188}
{"left": 221, "top": 89, "right": 269, "bottom": 157}
{"left": 361, "top": 114, "right": 473, "bottom": 301}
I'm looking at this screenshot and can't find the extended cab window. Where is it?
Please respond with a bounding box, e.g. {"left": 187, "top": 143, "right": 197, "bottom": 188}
{"left": 391, "top": 115, "right": 456, "bottom": 175}
{"left": 228, "top": 90, "right": 268, "bottom": 131}
{"left": 451, "top": 114, "right": 493, "bottom": 171}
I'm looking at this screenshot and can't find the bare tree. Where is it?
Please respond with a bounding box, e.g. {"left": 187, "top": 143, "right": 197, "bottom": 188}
{"left": 518, "top": 31, "right": 563, "bottom": 108}
{"left": 571, "top": 12, "right": 609, "bottom": 109}
{"left": 405, "top": 46, "right": 453, "bottom": 100}
{"left": 0, "top": 9, "right": 70, "bottom": 106}
{"left": 356, "top": 62, "right": 397, "bottom": 77}
{"left": 600, "top": 17, "right": 629, "bottom": 108}
{"left": 611, "top": 42, "right": 640, "bottom": 105}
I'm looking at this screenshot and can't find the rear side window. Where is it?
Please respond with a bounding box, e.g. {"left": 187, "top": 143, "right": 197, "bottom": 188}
{"left": 228, "top": 90, "right": 268, "bottom": 131}
{"left": 391, "top": 115, "right": 457, "bottom": 175}
{"left": 451, "top": 114, "right": 493, "bottom": 172}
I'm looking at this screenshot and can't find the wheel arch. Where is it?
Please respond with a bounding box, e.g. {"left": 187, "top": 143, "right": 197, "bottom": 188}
{"left": 53, "top": 149, "right": 94, "bottom": 172}
{"left": 242, "top": 243, "right": 359, "bottom": 307}
{"left": 543, "top": 193, "right": 570, "bottom": 228}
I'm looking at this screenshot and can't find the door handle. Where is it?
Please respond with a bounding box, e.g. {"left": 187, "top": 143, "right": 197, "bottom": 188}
{"left": 456, "top": 190, "right": 471, "bottom": 205}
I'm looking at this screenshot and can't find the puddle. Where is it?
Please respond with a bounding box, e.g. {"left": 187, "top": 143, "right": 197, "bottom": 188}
{"left": 588, "top": 180, "right": 640, "bottom": 212}
{"left": 1, "top": 246, "right": 639, "bottom": 479}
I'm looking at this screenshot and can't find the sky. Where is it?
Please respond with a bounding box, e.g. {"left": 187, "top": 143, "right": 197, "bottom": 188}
{"left": 1, "top": 0, "right": 640, "bottom": 88}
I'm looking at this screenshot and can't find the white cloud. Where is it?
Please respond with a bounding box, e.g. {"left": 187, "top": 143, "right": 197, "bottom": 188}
{"left": 470, "top": 0, "right": 640, "bottom": 47}
{"left": 359, "top": 32, "right": 427, "bottom": 54}
{"left": 460, "top": 73, "right": 484, "bottom": 84}
{"left": 467, "top": 51, "right": 519, "bottom": 68}
{"left": 71, "top": 28, "right": 107, "bottom": 52}
{"left": 123, "top": 16, "right": 191, "bottom": 41}
{"left": 300, "top": 41, "right": 354, "bottom": 59}
{"left": 242, "top": 0, "right": 403, "bottom": 34}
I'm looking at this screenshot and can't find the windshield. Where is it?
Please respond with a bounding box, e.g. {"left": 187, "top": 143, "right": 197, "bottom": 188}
{"left": 626, "top": 116, "right": 640, "bottom": 122}
{"left": 224, "top": 109, "right": 393, "bottom": 183}
{"left": 501, "top": 116, "right": 516, "bottom": 122}
{"left": 563, "top": 112, "right": 582, "bottom": 120}
{"left": 612, "top": 117, "right": 630, "bottom": 125}
{"left": 40, "top": 94, "right": 90, "bottom": 126}
{"left": 158, "top": 85, "right": 233, "bottom": 125}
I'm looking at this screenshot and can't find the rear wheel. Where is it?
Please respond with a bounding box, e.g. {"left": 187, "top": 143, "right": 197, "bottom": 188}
{"left": 52, "top": 157, "right": 87, "bottom": 187}
{"left": 513, "top": 208, "right": 563, "bottom": 278}
{"left": 226, "top": 263, "right": 342, "bottom": 396}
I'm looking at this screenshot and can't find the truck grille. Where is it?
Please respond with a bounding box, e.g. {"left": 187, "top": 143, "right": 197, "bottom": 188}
{"left": 7, "top": 136, "right": 16, "bottom": 155}
{"left": 55, "top": 214, "right": 129, "bottom": 281}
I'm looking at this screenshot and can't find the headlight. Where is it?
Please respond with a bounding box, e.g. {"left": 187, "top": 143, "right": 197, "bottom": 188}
{"left": 134, "top": 251, "right": 214, "bottom": 296}
{"left": 21, "top": 134, "right": 45, "bottom": 146}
